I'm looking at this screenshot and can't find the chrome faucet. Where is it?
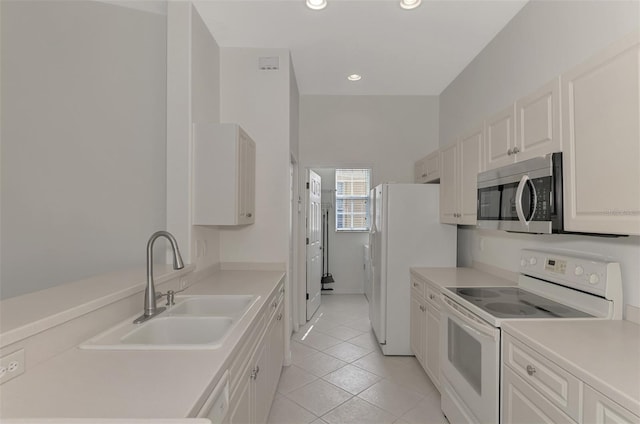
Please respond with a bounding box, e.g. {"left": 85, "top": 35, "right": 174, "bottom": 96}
{"left": 133, "top": 231, "right": 185, "bottom": 324}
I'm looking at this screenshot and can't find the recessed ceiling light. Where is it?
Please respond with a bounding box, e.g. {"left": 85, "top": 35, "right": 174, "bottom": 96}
{"left": 347, "top": 74, "right": 362, "bottom": 81}
{"left": 399, "top": 0, "right": 421, "bottom": 10}
{"left": 306, "top": 0, "right": 327, "bottom": 10}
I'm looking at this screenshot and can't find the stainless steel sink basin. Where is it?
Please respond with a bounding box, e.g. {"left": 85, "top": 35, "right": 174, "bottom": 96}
{"left": 79, "top": 294, "right": 259, "bottom": 350}
{"left": 169, "top": 295, "right": 257, "bottom": 319}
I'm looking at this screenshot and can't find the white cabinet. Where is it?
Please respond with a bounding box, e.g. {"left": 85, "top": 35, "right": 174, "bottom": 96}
{"left": 515, "top": 78, "right": 562, "bottom": 163}
{"left": 440, "top": 126, "right": 483, "bottom": 225}
{"left": 561, "top": 35, "right": 640, "bottom": 236}
{"left": 226, "top": 282, "right": 285, "bottom": 424}
{"left": 414, "top": 150, "right": 440, "bottom": 183}
{"left": 485, "top": 78, "right": 561, "bottom": 171}
{"left": 583, "top": 385, "right": 639, "bottom": 424}
{"left": 485, "top": 105, "right": 516, "bottom": 170}
{"left": 501, "top": 331, "right": 640, "bottom": 424}
{"left": 409, "top": 276, "right": 441, "bottom": 391}
{"left": 193, "top": 123, "right": 256, "bottom": 226}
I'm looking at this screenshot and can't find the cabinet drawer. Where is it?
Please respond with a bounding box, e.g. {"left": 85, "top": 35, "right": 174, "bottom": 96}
{"left": 229, "top": 312, "right": 265, "bottom": 393}
{"left": 503, "top": 334, "right": 581, "bottom": 422}
{"left": 411, "top": 278, "right": 425, "bottom": 298}
{"left": 425, "top": 284, "right": 440, "bottom": 309}
{"left": 583, "top": 385, "right": 640, "bottom": 424}
{"left": 502, "top": 365, "right": 577, "bottom": 424}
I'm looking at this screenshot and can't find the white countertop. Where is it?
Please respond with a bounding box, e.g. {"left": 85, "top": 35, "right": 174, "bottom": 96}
{"left": 503, "top": 319, "right": 640, "bottom": 417}
{"left": 410, "top": 266, "right": 516, "bottom": 289}
{"left": 0, "top": 269, "right": 285, "bottom": 419}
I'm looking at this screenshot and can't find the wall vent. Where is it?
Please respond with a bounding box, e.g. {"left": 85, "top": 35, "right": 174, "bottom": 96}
{"left": 258, "top": 56, "right": 279, "bottom": 71}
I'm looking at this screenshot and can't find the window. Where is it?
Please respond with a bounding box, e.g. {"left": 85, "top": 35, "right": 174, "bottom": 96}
{"left": 335, "top": 168, "right": 371, "bottom": 231}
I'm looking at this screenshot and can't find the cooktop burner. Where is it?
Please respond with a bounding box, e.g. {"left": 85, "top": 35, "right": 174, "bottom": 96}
{"left": 446, "top": 286, "right": 594, "bottom": 319}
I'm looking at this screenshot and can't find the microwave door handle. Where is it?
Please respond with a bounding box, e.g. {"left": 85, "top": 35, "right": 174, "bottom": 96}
{"left": 515, "top": 175, "right": 537, "bottom": 226}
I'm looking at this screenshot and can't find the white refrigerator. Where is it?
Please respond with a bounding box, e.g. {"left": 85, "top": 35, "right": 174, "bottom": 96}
{"left": 369, "top": 183, "right": 456, "bottom": 355}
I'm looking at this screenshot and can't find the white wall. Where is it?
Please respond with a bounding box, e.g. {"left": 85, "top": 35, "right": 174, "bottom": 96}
{"left": 440, "top": 0, "right": 640, "bottom": 311}
{"left": 219, "top": 48, "right": 292, "bottom": 267}
{"left": 300, "top": 96, "right": 440, "bottom": 186}
{"left": 167, "top": 2, "right": 222, "bottom": 274}
{"left": 300, "top": 96, "right": 439, "bottom": 295}
{"left": 1, "top": 1, "right": 167, "bottom": 299}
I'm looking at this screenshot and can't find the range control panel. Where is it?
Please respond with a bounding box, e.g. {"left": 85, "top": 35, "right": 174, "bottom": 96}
{"left": 519, "top": 249, "right": 621, "bottom": 300}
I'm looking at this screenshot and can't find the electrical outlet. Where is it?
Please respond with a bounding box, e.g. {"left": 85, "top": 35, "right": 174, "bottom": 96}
{"left": 0, "top": 349, "right": 25, "bottom": 384}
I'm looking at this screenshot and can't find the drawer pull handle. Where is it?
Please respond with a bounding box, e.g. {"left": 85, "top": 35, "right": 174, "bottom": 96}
{"left": 526, "top": 365, "right": 536, "bottom": 376}
{"left": 419, "top": 305, "right": 426, "bottom": 312}
{"left": 277, "top": 313, "right": 283, "bottom": 321}
{"left": 413, "top": 283, "right": 419, "bottom": 287}
{"left": 251, "top": 365, "right": 260, "bottom": 380}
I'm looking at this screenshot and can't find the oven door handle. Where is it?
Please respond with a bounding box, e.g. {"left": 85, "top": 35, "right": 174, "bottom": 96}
{"left": 515, "top": 175, "right": 537, "bottom": 227}
{"left": 442, "top": 297, "right": 499, "bottom": 340}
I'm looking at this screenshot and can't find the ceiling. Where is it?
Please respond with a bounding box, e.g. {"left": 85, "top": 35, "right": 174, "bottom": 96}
{"left": 193, "top": 0, "right": 529, "bottom": 96}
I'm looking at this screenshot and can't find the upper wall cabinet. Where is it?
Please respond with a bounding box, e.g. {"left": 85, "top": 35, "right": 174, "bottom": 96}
{"left": 193, "top": 123, "right": 256, "bottom": 226}
{"left": 485, "top": 105, "right": 516, "bottom": 170}
{"left": 515, "top": 77, "right": 562, "bottom": 163}
{"left": 562, "top": 34, "right": 640, "bottom": 235}
{"left": 485, "top": 78, "right": 561, "bottom": 171}
{"left": 440, "top": 126, "right": 483, "bottom": 225}
{"left": 415, "top": 150, "right": 440, "bottom": 183}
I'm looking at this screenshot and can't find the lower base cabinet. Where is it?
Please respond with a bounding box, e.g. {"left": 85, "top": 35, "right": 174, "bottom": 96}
{"left": 502, "top": 332, "right": 640, "bottom": 424}
{"left": 226, "top": 285, "right": 285, "bottom": 424}
{"left": 409, "top": 276, "right": 441, "bottom": 391}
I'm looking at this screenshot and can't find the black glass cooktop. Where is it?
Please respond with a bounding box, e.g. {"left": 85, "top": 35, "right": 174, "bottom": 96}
{"left": 446, "top": 287, "right": 594, "bottom": 319}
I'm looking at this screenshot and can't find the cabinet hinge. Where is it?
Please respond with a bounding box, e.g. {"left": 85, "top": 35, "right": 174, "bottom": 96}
{"left": 306, "top": 237, "right": 309, "bottom": 245}
{"left": 306, "top": 182, "right": 309, "bottom": 189}
{"left": 306, "top": 293, "right": 309, "bottom": 300}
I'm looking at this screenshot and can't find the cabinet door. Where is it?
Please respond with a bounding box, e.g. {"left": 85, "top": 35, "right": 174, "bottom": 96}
{"left": 252, "top": 341, "right": 270, "bottom": 424}
{"left": 562, "top": 35, "right": 640, "bottom": 235}
{"left": 425, "top": 150, "right": 440, "bottom": 182}
{"left": 266, "top": 303, "right": 285, "bottom": 405}
{"left": 228, "top": 370, "right": 251, "bottom": 424}
{"left": 458, "top": 127, "right": 482, "bottom": 225}
{"left": 502, "top": 366, "right": 576, "bottom": 424}
{"left": 583, "top": 385, "right": 640, "bottom": 424}
{"left": 515, "top": 77, "right": 561, "bottom": 162}
{"left": 425, "top": 303, "right": 440, "bottom": 391}
{"left": 439, "top": 142, "right": 458, "bottom": 224}
{"left": 414, "top": 157, "right": 428, "bottom": 183}
{"left": 410, "top": 293, "right": 425, "bottom": 366}
{"left": 485, "top": 105, "right": 516, "bottom": 170}
{"left": 238, "top": 130, "right": 256, "bottom": 225}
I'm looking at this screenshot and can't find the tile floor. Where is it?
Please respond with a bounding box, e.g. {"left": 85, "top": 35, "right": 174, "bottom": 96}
{"left": 268, "top": 294, "right": 448, "bottom": 424}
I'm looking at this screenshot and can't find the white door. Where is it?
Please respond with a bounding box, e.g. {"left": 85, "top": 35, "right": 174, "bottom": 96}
{"left": 306, "top": 170, "right": 322, "bottom": 320}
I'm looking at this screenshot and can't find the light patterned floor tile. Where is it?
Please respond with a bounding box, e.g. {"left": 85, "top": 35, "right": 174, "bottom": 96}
{"left": 268, "top": 393, "right": 318, "bottom": 424}
{"left": 317, "top": 325, "right": 364, "bottom": 341}
{"left": 351, "top": 351, "right": 410, "bottom": 378}
{"left": 322, "top": 364, "right": 382, "bottom": 395}
{"left": 343, "top": 317, "right": 372, "bottom": 332}
{"left": 285, "top": 379, "right": 352, "bottom": 417}
{"left": 294, "top": 330, "right": 343, "bottom": 351}
{"left": 277, "top": 365, "right": 318, "bottom": 394}
{"left": 323, "top": 342, "right": 372, "bottom": 363}
{"left": 321, "top": 397, "right": 397, "bottom": 424}
{"left": 291, "top": 340, "right": 319, "bottom": 362}
{"left": 348, "top": 331, "right": 381, "bottom": 351}
{"left": 401, "top": 395, "right": 448, "bottom": 424}
{"left": 292, "top": 351, "right": 348, "bottom": 377}
{"left": 358, "top": 380, "right": 425, "bottom": 417}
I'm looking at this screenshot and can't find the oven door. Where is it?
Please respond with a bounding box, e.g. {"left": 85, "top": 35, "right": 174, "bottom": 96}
{"left": 440, "top": 297, "right": 501, "bottom": 424}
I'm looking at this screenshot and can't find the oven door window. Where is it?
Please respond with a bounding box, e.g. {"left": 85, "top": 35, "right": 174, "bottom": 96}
{"left": 448, "top": 319, "right": 482, "bottom": 395}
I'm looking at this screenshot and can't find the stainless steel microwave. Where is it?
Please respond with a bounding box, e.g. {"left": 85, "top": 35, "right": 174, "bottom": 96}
{"left": 477, "top": 152, "right": 563, "bottom": 234}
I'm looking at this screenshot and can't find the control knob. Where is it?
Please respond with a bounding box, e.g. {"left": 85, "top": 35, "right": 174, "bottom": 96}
{"left": 529, "top": 257, "right": 537, "bottom": 266}
{"left": 520, "top": 258, "right": 527, "bottom": 267}
{"left": 574, "top": 266, "right": 584, "bottom": 276}
{"left": 589, "top": 274, "right": 600, "bottom": 285}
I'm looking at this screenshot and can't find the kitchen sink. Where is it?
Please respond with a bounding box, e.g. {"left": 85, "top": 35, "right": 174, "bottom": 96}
{"left": 121, "top": 316, "right": 233, "bottom": 346}
{"left": 169, "top": 294, "right": 258, "bottom": 319}
{"left": 79, "top": 294, "right": 259, "bottom": 350}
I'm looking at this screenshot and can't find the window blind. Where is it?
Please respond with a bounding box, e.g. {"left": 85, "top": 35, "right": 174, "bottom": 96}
{"left": 335, "top": 168, "right": 371, "bottom": 231}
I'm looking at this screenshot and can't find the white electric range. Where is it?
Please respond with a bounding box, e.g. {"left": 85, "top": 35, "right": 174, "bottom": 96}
{"left": 439, "top": 249, "right": 623, "bottom": 424}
